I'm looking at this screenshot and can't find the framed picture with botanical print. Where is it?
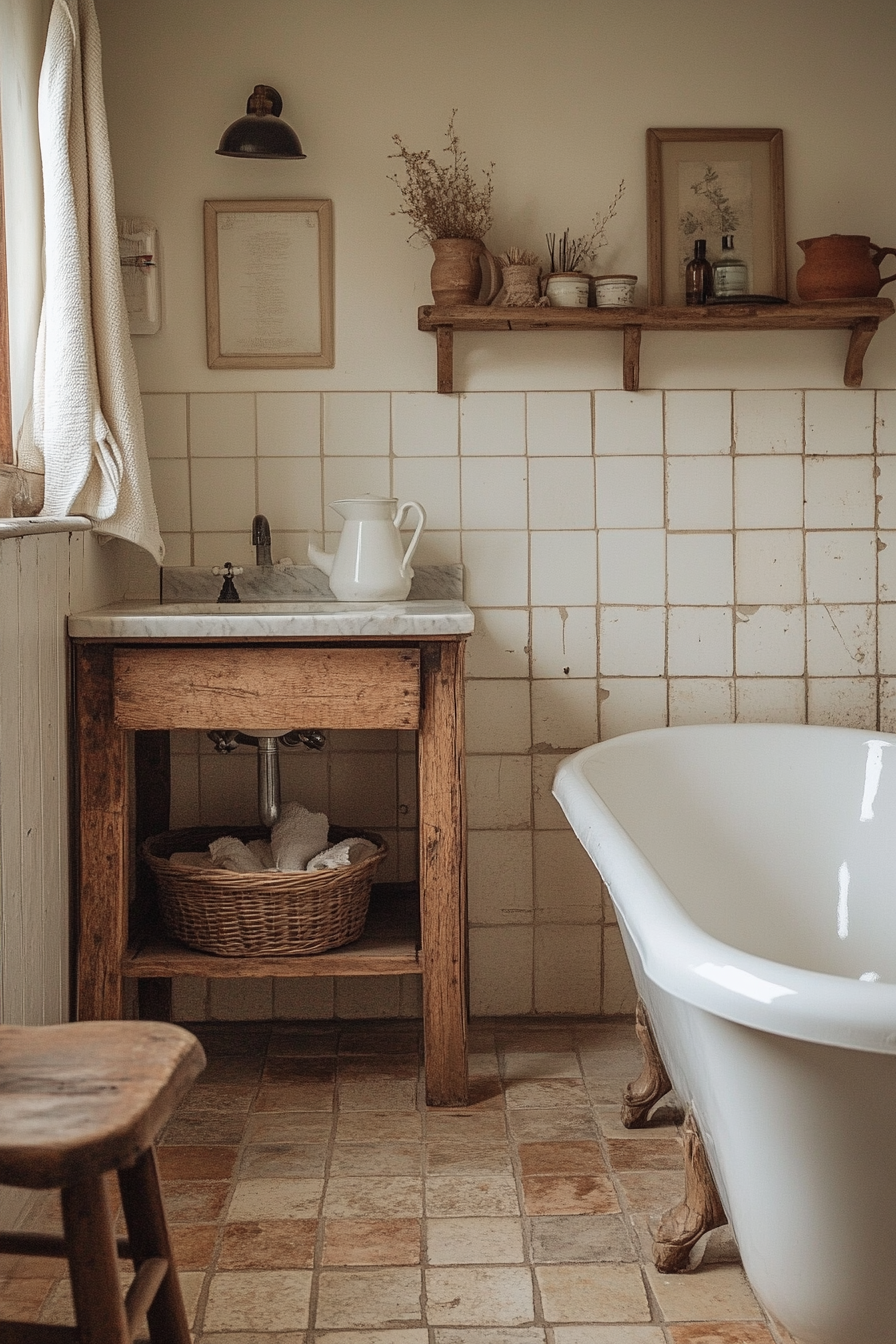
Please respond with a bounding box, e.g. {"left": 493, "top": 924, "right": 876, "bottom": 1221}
{"left": 646, "top": 128, "right": 786, "bottom": 306}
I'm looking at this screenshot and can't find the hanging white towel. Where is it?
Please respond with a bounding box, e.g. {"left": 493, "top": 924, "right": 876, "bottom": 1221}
{"left": 33, "top": 0, "right": 163, "bottom": 561}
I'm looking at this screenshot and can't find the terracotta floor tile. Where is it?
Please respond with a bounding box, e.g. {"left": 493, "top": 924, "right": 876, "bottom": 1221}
{"left": 202, "top": 1335, "right": 306, "bottom": 1344}
{"left": 494, "top": 1028, "right": 576, "bottom": 1052}
{"left": 324, "top": 1176, "right": 423, "bottom": 1218}
{"left": 318, "top": 1333, "right": 428, "bottom": 1344}
{"left": 240, "top": 1143, "right": 328, "bottom": 1179}
{"left": 462, "top": 1078, "right": 506, "bottom": 1109}
{"left": 432, "top": 1329, "right": 546, "bottom": 1344}
{"left": 244, "top": 1111, "right": 334, "bottom": 1144}
{"left": 190, "top": 1025, "right": 271, "bottom": 1057}
{"left": 517, "top": 1141, "right": 606, "bottom": 1175}
{"left": 424, "top": 1112, "right": 508, "bottom": 1142}
{"left": 226, "top": 1178, "right": 324, "bottom": 1221}
{"left": 551, "top": 1325, "right": 664, "bottom": 1343}
{"left": 425, "top": 1265, "right": 535, "bottom": 1327}
{"left": 336, "top": 1112, "right": 422, "bottom": 1143}
{"left": 2, "top": 1254, "right": 67, "bottom": 1279}
{"left": 267, "top": 1029, "right": 338, "bottom": 1057}
{"left": 204, "top": 1268, "right": 313, "bottom": 1331}
{"left": 667, "top": 1326, "right": 776, "bottom": 1344}
{"left": 337, "top": 1079, "right": 419, "bottom": 1111}
{"left": 339, "top": 1029, "right": 422, "bottom": 1055}
{"left": 508, "top": 1109, "right": 598, "bottom": 1142}
{"left": 529, "top": 1214, "right": 636, "bottom": 1264}
{"left": 254, "top": 1082, "right": 336, "bottom": 1112}
{"left": 535, "top": 1264, "right": 651, "bottom": 1324}
{"left": 0, "top": 1276, "right": 55, "bottom": 1321}
{"left": 322, "top": 1217, "right": 421, "bottom": 1265}
{"left": 159, "top": 1179, "right": 230, "bottom": 1222}
{"left": 200, "top": 1056, "right": 265, "bottom": 1085}
{"left": 219, "top": 1218, "right": 318, "bottom": 1269}
{"left": 314, "top": 1266, "right": 423, "bottom": 1327}
{"left": 263, "top": 1057, "right": 336, "bottom": 1084}
{"left": 468, "top": 1051, "right": 501, "bottom": 1077}
{"left": 522, "top": 1175, "right": 620, "bottom": 1216}
{"left": 330, "top": 1144, "right": 422, "bottom": 1177}
{"left": 503, "top": 1079, "right": 587, "bottom": 1108}
{"left": 644, "top": 1263, "right": 763, "bottom": 1323}
{"left": 615, "top": 1171, "right": 685, "bottom": 1215}
{"left": 426, "top": 1174, "right": 520, "bottom": 1217}
{"left": 169, "top": 1222, "right": 219, "bottom": 1270}
{"left": 502, "top": 1052, "right": 582, "bottom": 1080}
{"left": 339, "top": 1056, "right": 421, "bottom": 1081}
{"left": 426, "top": 1217, "right": 525, "bottom": 1266}
{"left": 157, "top": 1144, "right": 239, "bottom": 1180}
{"left": 606, "top": 1138, "right": 683, "bottom": 1171}
{"left": 161, "top": 1112, "right": 247, "bottom": 1145}
{"left": 179, "top": 1083, "right": 256, "bottom": 1114}
{"left": 425, "top": 1143, "right": 513, "bottom": 1176}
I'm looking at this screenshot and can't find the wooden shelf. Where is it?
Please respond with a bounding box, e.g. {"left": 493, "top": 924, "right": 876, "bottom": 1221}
{"left": 417, "top": 298, "right": 894, "bottom": 393}
{"left": 124, "top": 885, "right": 421, "bottom": 980}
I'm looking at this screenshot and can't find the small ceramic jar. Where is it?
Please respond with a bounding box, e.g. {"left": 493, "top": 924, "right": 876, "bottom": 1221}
{"left": 546, "top": 272, "right": 590, "bottom": 307}
{"left": 593, "top": 274, "right": 638, "bottom": 307}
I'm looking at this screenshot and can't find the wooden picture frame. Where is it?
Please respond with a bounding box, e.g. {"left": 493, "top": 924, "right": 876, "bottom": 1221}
{"left": 646, "top": 129, "right": 786, "bottom": 307}
{"left": 204, "top": 198, "right": 334, "bottom": 368}
{"left": 0, "top": 111, "right": 13, "bottom": 463}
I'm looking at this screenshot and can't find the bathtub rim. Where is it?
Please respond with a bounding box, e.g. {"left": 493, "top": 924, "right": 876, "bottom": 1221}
{"left": 553, "top": 723, "right": 896, "bottom": 1056}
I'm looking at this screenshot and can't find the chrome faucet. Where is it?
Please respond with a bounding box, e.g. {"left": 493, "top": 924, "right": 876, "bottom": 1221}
{"left": 251, "top": 513, "right": 272, "bottom": 566}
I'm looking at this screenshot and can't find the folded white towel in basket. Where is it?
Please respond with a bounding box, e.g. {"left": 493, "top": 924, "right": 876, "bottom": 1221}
{"left": 209, "top": 835, "right": 268, "bottom": 873}
{"left": 305, "top": 837, "right": 379, "bottom": 872}
{"left": 271, "top": 802, "right": 330, "bottom": 872}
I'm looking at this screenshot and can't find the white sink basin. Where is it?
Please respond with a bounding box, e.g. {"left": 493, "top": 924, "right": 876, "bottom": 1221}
{"left": 67, "top": 599, "right": 474, "bottom": 639}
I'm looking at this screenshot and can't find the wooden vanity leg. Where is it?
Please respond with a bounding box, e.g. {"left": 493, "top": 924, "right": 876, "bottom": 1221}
{"left": 418, "top": 640, "right": 468, "bottom": 1106}
{"left": 654, "top": 1106, "right": 727, "bottom": 1272}
{"left": 74, "top": 644, "right": 128, "bottom": 1021}
{"left": 135, "top": 730, "right": 172, "bottom": 1022}
{"left": 622, "top": 998, "right": 672, "bottom": 1127}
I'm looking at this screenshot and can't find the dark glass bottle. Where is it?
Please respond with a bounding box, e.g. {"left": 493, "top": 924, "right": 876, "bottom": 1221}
{"left": 685, "top": 239, "right": 713, "bottom": 305}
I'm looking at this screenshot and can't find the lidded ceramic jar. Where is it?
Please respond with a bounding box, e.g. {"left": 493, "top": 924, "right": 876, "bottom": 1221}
{"left": 546, "top": 272, "right": 590, "bottom": 307}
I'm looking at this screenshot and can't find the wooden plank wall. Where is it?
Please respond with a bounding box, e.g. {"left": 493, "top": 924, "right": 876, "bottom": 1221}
{"left": 0, "top": 529, "right": 126, "bottom": 1031}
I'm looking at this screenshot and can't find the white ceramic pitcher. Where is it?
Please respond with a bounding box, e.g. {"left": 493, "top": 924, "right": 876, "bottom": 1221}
{"left": 308, "top": 495, "right": 427, "bottom": 602}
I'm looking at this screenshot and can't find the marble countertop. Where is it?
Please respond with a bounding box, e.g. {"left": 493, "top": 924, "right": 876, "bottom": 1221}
{"left": 68, "top": 598, "right": 475, "bottom": 639}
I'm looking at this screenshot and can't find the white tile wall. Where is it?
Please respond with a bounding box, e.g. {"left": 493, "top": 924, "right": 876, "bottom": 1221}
{"left": 153, "top": 386, "right": 896, "bottom": 1019}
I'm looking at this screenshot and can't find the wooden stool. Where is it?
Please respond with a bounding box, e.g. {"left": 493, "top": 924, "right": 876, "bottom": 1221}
{"left": 0, "top": 1020, "right": 206, "bottom": 1343}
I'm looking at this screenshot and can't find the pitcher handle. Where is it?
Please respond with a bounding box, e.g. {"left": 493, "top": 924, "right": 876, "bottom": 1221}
{"left": 394, "top": 500, "right": 427, "bottom": 578}
{"left": 476, "top": 247, "right": 503, "bottom": 305}
{"left": 870, "top": 243, "right": 896, "bottom": 292}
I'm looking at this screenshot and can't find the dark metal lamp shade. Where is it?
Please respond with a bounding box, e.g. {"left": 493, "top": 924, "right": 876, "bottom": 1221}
{"left": 216, "top": 85, "right": 306, "bottom": 160}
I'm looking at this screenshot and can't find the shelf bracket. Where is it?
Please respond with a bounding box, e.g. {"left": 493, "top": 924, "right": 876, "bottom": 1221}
{"left": 623, "top": 326, "right": 642, "bottom": 392}
{"left": 844, "top": 318, "right": 879, "bottom": 389}
{"left": 436, "top": 326, "right": 454, "bottom": 394}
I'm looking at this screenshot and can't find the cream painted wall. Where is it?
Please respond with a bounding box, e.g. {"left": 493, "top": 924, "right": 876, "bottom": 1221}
{"left": 0, "top": 0, "right": 50, "bottom": 453}
{"left": 97, "top": 0, "right": 895, "bottom": 394}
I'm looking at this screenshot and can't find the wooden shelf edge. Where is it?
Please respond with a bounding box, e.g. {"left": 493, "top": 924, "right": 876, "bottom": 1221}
{"left": 418, "top": 299, "right": 894, "bottom": 394}
{"left": 123, "top": 938, "right": 421, "bottom": 978}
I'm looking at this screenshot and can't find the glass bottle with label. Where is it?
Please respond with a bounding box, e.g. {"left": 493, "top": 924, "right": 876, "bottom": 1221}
{"left": 712, "top": 235, "right": 749, "bottom": 298}
{"left": 685, "top": 239, "right": 713, "bottom": 305}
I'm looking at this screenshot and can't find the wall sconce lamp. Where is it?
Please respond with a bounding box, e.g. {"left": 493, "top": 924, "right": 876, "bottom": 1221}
{"left": 216, "top": 85, "right": 306, "bottom": 160}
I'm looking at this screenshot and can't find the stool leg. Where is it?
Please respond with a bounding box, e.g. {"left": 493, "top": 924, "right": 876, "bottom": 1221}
{"left": 118, "top": 1146, "right": 191, "bottom": 1344}
{"left": 61, "top": 1175, "right": 130, "bottom": 1344}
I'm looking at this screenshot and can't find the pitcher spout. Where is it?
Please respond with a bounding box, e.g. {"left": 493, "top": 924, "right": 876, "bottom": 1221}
{"left": 307, "top": 540, "right": 335, "bottom": 576}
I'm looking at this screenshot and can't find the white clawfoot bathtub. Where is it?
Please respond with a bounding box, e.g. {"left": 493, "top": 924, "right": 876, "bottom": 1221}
{"left": 553, "top": 724, "right": 896, "bottom": 1344}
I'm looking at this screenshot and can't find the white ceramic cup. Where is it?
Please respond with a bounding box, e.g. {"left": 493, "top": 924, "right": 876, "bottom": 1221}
{"left": 593, "top": 274, "right": 637, "bottom": 307}
{"left": 546, "top": 273, "right": 590, "bottom": 307}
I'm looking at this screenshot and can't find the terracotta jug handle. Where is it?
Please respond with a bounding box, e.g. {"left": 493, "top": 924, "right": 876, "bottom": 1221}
{"left": 870, "top": 243, "right": 896, "bottom": 292}
{"left": 476, "top": 247, "right": 503, "bottom": 305}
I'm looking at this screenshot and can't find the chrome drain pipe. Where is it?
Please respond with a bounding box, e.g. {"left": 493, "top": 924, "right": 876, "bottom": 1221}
{"left": 256, "top": 736, "right": 281, "bottom": 827}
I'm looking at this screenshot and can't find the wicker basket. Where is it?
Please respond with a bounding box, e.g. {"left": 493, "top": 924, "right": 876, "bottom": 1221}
{"left": 141, "top": 825, "right": 387, "bottom": 957}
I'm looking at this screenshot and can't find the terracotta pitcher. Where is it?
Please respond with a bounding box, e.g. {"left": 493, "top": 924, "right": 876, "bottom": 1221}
{"left": 430, "top": 237, "right": 502, "bottom": 307}
{"left": 796, "top": 235, "right": 896, "bottom": 301}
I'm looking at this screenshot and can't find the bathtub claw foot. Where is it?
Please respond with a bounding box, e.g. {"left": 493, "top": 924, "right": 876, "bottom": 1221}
{"left": 621, "top": 999, "right": 672, "bottom": 1128}
{"left": 654, "top": 1107, "right": 727, "bottom": 1273}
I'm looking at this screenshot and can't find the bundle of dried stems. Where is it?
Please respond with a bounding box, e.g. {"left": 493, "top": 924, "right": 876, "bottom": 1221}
{"left": 546, "top": 180, "right": 626, "bottom": 272}
{"left": 389, "top": 112, "right": 494, "bottom": 244}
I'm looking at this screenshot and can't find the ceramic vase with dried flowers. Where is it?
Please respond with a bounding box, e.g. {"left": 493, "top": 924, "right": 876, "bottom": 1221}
{"left": 389, "top": 112, "right": 501, "bottom": 306}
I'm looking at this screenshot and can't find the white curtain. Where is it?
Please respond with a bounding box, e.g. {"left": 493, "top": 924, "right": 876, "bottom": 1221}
{"left": 33, "top": 0, "right": 162, "bottom": 561}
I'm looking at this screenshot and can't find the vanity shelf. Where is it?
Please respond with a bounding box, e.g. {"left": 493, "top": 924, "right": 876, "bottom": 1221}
{"left": 417, "top": 297, "right": 895, "bottom": 393}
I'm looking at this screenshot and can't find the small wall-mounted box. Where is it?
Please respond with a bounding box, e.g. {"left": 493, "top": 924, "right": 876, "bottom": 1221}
{"left": 118, "top": 216, "right": 160, "bottom": 335}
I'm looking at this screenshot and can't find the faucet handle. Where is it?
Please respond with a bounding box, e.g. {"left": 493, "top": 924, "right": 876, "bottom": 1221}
{"left": 212, "top": 563, "right": 244, "bottom": 577}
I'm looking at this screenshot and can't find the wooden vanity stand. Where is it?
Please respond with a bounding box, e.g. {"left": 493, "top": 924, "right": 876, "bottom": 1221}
{"left": 71, "top": 634, "right": 469, "bottom": 1107}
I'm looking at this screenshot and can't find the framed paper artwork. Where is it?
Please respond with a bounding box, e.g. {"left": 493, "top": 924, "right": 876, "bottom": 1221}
{"left": 646, "top": 129, "right": 786, "bottom": 306}
{"left": 204, "top": 198, "right": 334, "bottom": 368}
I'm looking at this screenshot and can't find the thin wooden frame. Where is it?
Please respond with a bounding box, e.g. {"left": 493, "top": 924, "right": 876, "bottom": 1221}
{"left": 204, "top": 198, "right": 334, "bottom": 369}
{"left": 646, "top": 128, "right": 786, "bottom": 307}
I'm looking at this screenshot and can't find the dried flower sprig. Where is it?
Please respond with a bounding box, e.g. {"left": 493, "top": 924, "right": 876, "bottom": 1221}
{"left": 546, "top": 180, "right": 626, "bottom": 273}
{"left": 498, "top": 247, "right": 542, "bottom": 267}
{"left": 389, "top": 111, "right": 494, "bottom": 245}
